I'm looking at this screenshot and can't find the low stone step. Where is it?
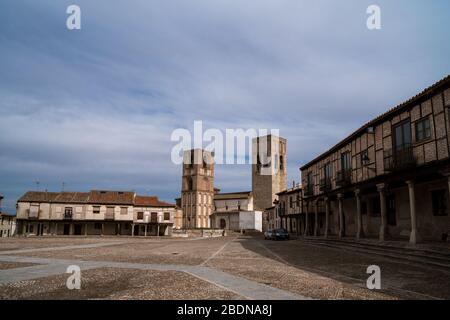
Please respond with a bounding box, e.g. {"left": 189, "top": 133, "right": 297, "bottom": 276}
{"left": 300, "top": 238, "right": 450, "bottom": 270}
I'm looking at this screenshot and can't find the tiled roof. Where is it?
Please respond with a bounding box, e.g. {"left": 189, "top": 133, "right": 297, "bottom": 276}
{"left": 0, "top": 212, "right": 15, "bottom": 218}
{"left": 277, "top": 186, "right": 302, "bottom": 196}
{"left": 300, "top": 75, "right": 450, "bottom": 170}
{"left": 134, "top": 195, "right": 175, "bottom": 207}
{"left": 17, "top": 190, "right": 175, "bottom": 207}
{"left": 88, "top": 190, "right": 135, "bottom": 205}
{"left": 17, "top": 191, "right": 61, "bottom": 203}
{"left": 54, "top": 192, "right": 90, "bottom": 203}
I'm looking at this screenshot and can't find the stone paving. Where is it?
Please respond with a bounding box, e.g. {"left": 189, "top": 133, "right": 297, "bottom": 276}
{"left": 0, "top": 235, "right": 449, "bottom": 300}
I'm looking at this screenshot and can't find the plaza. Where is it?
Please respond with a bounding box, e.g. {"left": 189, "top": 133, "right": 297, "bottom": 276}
{"left": 0, "top": 235, "right": 449, "bottom": 300}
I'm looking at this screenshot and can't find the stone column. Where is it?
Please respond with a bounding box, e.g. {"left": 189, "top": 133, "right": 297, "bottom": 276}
{"left": 131, "top": 223, "right": 135, "bottom": 237}
{"left": 377, "top": 183, "right": 387, "bottom": 242}
{"left": 85, "top": 223, "right": 88, "bottom": 236}
{"left": 355, "top": 189, "right": 363, "bottom": 240}
{"left": 406, "top": 180, "right": 419, "bottom": 245}
{"left": 144, "top": 225, "right": 148, "bottom": 237}
{"left": 54, "top": 222, "right": 58, "bottom": 236}
{"left": 304, "top": 202, "right": 309, "bottom": 236}
{"left": 337, "top": 193, "right": 344, "bottom": 238}
{"left": 157, "top": 225, "right": 160, "bottom": 237}
{"left": 324, "top": 197, "right": 329, "bottom": 239}
{"left": 314, "top": 200, "right": 319, "bottom": 236}
{"left": 101, "top": 223, "right": 104, "bottom": 236}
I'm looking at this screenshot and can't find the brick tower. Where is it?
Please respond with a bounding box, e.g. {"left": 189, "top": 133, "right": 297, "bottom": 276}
{"left": 181, "top": 149, "right": 215, "bottom": 228}
{"left": 252, "top": 135, "right": 287, "bottom": 211}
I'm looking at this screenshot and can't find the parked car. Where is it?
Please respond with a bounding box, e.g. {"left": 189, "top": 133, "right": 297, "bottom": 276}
{"left": 273, "top": 228, "right": 290, "bottom": 240}
{"left": 264, "top": 229, "right": 274, "bottom": 240}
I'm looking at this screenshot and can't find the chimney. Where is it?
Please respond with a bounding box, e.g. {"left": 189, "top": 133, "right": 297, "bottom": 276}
{"left": 292, "top": 180, "right": 295, "bottom": 188}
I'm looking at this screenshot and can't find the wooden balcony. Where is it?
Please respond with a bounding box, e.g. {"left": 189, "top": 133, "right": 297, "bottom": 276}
{"left": 63, "top": 213, "right": 73, "bottom": 220}
{"left": 384, "top": 146, "right": 416, "bottom": 172}
{"left": 319, "top": 178, "right": 332, "bottom": 192}
{"left": 336, "top": 169, "right": 352, "bottom": 187}
{"left": 303, "top": 185, "right": 314, "bottom": 197}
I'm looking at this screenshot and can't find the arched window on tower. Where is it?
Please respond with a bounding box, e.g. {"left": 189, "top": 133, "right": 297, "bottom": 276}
{"left": 188, "top": 177, "right": 193, "bottom": 191}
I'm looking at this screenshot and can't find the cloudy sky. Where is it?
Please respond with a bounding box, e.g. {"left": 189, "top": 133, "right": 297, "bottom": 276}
{"left": 0, "top": 0, "right": 449, "bottom": 213}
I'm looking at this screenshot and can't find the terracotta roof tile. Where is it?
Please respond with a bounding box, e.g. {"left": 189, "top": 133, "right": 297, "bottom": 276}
{"left": 17, "top": 190, "right": 174, "bottom": 207}
{"left": 88, "top": 190, "right": 135, "bottom": 205}
{"left": 134, "top": 195, "right": 175, "bottom": 207}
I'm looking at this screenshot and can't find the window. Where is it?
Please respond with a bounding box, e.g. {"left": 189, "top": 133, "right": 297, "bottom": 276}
{"left": 29, "top": 205, "right": 39, "bottom": 218}
{"left": 190, "top": 150, "right": 195, "bottom": 167}
{"left": 93, "top": 206, "right": 100, "bottom": 214}
{"left": 341, "top": 152, "right": 351, "bottom": 170}
{"left": 164, "top": 212, "right": 170, "bottom": 220}
{"left": 64, "top": 207, "right": 73, "bottom": 219}
{"left": 289, "top": 196, "right": 293, "bottom": 208}
{"left": 307, "top": 172, "right": 313, "bottom": 185}
{"left": 394, "top": 121, "right": 412, "bottom": 150}
{"left": 415, "top": 117, "right": 431, "bottom": 142}
{"left": 324, "top": 162, "right": 332, "bottom": 179}
{"left": 432, "top": 190, "right": 448, "bottom": 216}
{"left": 280, "top": 155, "right": 284, "bottom": 170}
{"left": 137, "top": 212, "right": 144, "bottom": 220}
{"left": 120, "top": 207, "right": 128, "bottom": 215}
{"left": 361, "top": 150, "right": 369, "bottom": 165}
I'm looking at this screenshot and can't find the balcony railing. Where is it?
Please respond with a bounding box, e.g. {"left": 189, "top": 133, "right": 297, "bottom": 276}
{"left": 336, "top": 169, "right": 352, "bottom": 187}
{"left": 63, "top": 213, "right": 73, "bottom": 220}
{"left": 319, "top": 178, "right": 332, "bottom": 192}
{"left": 384, "top": 146, "right": 416, "bottom": 172}
{"left": 303, "top": 184, "right": 314, "bottom": 197}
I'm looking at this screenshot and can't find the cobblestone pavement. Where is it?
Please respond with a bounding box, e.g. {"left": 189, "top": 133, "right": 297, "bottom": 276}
{"left": 0, "top": 235, "right": 448, "bottom": 299}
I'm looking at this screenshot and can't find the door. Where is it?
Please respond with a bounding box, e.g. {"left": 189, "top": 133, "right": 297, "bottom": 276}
{"left": 394, "top": 121, "right": 412, "bottom": 151}
{"left": 220, "top": 219, "right": 226, "bottom": 229}
{"left": 387, "top": 195, "right": 397, "bottom": 226}
{"left": 74, "top": 224, "right": 82, "bottom": 235}
{"left": 63, "top": 224, "right": 70, "bottom": 235}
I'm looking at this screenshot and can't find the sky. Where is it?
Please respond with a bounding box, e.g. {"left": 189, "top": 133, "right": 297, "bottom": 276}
{"left": 0, "top": 0, "right": 449, "bottom": 213}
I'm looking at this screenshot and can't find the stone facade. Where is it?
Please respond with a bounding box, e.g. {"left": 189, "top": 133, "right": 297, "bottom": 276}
{"left": 181, "top": 149, "right": 215, "bottom": 228}
{"left": 15, "top": 190, "right": 176, "bottom": 236}
{"left": 0, "top": 213, "right": 16, "bottom": 237}
{"left": 210, "top": 192, "right": 262, "bottom": 231}
{"left": 274, "top": 185, "right": 304, "bottom": 234}
{"left": 300, "top": 76, "right": 450, "bottom": 243}
{"left": 252, "top": 135, "right": 287, "bottom": 211}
